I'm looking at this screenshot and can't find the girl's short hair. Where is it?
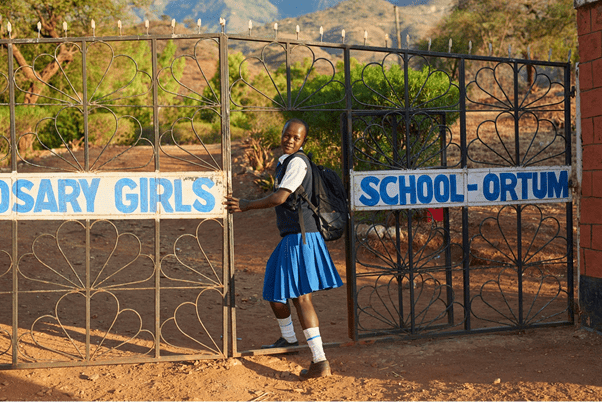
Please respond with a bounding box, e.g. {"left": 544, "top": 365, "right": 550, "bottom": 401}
{"left": 285, "top": 118, "right": 309, "bottom": 138}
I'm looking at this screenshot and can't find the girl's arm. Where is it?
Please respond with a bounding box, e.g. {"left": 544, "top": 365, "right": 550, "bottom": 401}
{"left": 224, "top": 188, "right": 291, "bottom": 213}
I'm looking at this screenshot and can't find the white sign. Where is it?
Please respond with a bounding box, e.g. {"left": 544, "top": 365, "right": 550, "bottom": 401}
{"left": 0, "top": 172, "right": 226, "bottom": 220}
{"left": 351, "top": 166, "right": 571, "bottom": 210}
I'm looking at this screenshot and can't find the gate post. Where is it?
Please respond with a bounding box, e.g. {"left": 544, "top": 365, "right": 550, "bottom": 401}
{"left": 576, "top": 0, "right": 602, "bottom": 332}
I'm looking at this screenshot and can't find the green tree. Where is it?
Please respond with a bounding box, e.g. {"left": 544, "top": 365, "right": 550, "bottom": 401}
{"left": 201, "top": 52, "right": 251, "bottom": 127}
{"left": 36, "top": 39, "right": 185, "bottom": 149}
{"left": 417, "top": 0, "right": 578, "bottom": 81}
{"left": 0, "top": 0, "right": 150, "bottom": 104}
{"left": 284, "top": 58, "right": 460, "bottom": 170}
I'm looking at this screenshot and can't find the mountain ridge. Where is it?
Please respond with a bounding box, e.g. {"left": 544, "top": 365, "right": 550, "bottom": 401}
{"left": 137, "top": 0, "right": 451, "bottom": 34}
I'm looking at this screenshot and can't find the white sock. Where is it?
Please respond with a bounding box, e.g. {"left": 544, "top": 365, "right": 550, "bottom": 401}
{"left": 303, "top": 327, "right": 326, "bottom": 363}
{"left": 277, "top": 316, "right": 297, "bottom": 343}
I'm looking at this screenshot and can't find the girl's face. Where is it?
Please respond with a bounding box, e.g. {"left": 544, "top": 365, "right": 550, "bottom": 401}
{"left": 280, "top": 122, "right": 306, "bottom": 155}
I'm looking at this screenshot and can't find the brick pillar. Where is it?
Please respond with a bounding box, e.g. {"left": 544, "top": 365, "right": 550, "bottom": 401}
{"left": 577, "top": 0, "right": 602, "bottom": 331}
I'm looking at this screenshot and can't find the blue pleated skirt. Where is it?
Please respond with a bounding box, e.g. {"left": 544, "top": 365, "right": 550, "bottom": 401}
{"left": 263, "top": 232, "right": 343, "bottom": 303}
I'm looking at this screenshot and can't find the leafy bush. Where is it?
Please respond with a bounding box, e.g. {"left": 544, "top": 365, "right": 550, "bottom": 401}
{"left": 283, "top": 58, "right": 460, "bottom": 170}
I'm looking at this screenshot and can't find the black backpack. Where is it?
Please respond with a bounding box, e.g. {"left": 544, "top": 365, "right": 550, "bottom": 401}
{"left": 280, "top": 151, "right": 348, "bottom": 243}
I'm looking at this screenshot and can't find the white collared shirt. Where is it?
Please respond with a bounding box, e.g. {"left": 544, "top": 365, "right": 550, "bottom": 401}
{"left": 276, "top": 153, "right": 308, "bottom": 192}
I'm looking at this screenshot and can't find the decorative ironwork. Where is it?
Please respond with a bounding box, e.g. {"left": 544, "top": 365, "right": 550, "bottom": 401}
{"left": 354, "top": 209, "right": 464, "bottom": 335}
{"left": 230, "top": 42, "right": 345, "bottom": 111}
{"left": 351, "top": 111, "right": 460, "bottom": 170}
{"left": 351, "top": 54, "right": 460, "bottom": 111}
{"left": 469, "top": 204, "right": 569, "bottom": 326}
{"left": 466, "top": 62, "right": 568, "bottom": 168}
{"left": 16, "top": 220, "right": 155, "bottom": 362}
{"left": 343, "top": 50, "right": 573, "bottom": 339}
{"left": 159, "top": 219, "right": 225, "bottom": 356}
{"left": 0, "top": 29, "right": 573, "bottom": 368}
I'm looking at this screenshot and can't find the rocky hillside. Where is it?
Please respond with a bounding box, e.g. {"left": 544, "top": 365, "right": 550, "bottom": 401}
{"left": 138, "top": 0, "right": 456, "bottom": 94}
{"left": 137, "top": 0, "right": 455, "bottom": 34}
{"left": 228, "top": 0, "right": 455, "bottom": 67}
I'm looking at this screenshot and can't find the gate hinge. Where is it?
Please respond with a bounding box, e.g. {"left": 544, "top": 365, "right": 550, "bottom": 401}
{"left": 570, "top": 86, "right": 576, "bottom": 98}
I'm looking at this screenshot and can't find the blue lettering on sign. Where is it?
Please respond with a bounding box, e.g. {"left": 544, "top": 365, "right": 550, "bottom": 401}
{"left": 192, "top": 178, "right": 216, "bottom": 212}
{"left": 0, "top": 180, "right": 9, "bottom": 213}
{"left": 380, "top": 176, "right": 398, "bottom": 205}
{"left": 357, "top": 173, "right": 464, "bottom": 207}
{"left": 13, "top": 180, "right": 34, "bottom": 213}
{"left": 58, "top": 179, "right": 82, "bottom": 213}
{"left": 115, "top": 178, "right": 138, "bottom": 213}
{"left": 359, "top": 176, "right": 380, "bottom": 207}
{"left": 399, "top": 176, "right": 417, "bottom": 205}
{"left": 174, "top": 179, "right": 192, "bottom": 212}
{"left": 433, "top": 175, "right": 449, "bottom": 203}
{"left": 80, "top": 179, "right": 100, "bottom": 212}
{"left": 33, "top": 179, "right": 59, "bottom": 213}
{"left": 34, "top": 179, "right": 59, "bottom": 212}
{"left": 500, "top": 173, "right": 518, "bottom": 202}
{"left": 417, "top": 176, "right": 433, "bottom": 204}
{"left": 483, "top": 173, "right": 500, "bottom": 201}
{"left": 450, "top": 175, "right": 464, "bottom": 202}
{"left": 516, "top": 172, "right": 532, "bottom": 200}
{"left": 140, "top": 178, "right": 148, "bottom": 213}
{"left": 533, "top": 172, "right": 547, "bottom": 199}
{"left": 152, "top": 178, "right": 174, "bottom": 213}
{"left": 548, "top": 170, "right": 568, "bottom": 198}
{"left": 480, "top": 170, "right": 567, "bottom": 202}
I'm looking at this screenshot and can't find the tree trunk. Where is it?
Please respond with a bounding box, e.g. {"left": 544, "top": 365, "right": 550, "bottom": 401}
{"left": 15, "top": 44, "right": 76, "bottom": 104}
{"left": 9, "top": 43, "right": 75, "bottom": 153}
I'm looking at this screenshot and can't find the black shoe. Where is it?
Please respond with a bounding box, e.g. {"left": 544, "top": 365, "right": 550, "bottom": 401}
{"left": 299, "top": 359, "right": 331, "bottom": 380}
{"left": 261, "top": 337, "right": 299, "bottom": 349}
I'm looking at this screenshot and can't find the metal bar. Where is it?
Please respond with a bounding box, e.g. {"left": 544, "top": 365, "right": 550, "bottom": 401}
{"left": 154, "top": 218, "right": 161, "bottom": 359}
{"left": 0, "top": 35, "right": 571, "bottom": 67}
{"left": 85, "top": 219, "right": 91, "bottom": 361}
{"left": 458, "top": 57, "right": 471, "bottom": 331}
{"left": 151, "top": 38, "right": 161, "bottom": 359}
{"left": 7, "top": 39, "right": 18, "bottom": 368}
{"left": 441, "top": 115, "right": 454, "bottom": 326}
{"left": 393, "top": 112, "right": 405, "bottom": 328}
{"left": 82, "top": 40, "right": 89, "bottom": 171}
{"left": 152, "top": 38, "right": 160, "bottom": 172}
{"left": 343, "top": 45, "right": 358, "bottom": 341}
{"left": 354, "top": 320, "right": 574, "bottom": 341}
{"left": 402, "top": 50, "right": 416, "bottom": 334}
{"left": 565, "top": 63, "right": 574, "bottom": 323}
{"left": 219, "top": 33, "right": 232, "bottom": 358}
{"left": 395, "top": 210, "right": 404, "bottom": 327}
{"left": 513, "top": 61, "right": 524, "bottom": 326}
{"left": 8, "top": 353, "right": 225, "bottom": 370}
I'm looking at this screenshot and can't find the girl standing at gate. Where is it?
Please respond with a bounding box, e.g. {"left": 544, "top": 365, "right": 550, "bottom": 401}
{"left": 224, "top": 119, "right": 343, "bottom": 379}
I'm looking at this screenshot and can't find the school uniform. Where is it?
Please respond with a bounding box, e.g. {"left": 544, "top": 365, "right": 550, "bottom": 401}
{"left": 262, "top": 151, "right": 343, "bottom": 303}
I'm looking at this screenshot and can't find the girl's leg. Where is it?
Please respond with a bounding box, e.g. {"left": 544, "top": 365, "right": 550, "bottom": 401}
{"left": 266, "top": 301, "right": 298, "bottom": 346}
{"left": 292, "top": 294, "right": 328, "bottom": 373}
{"left": 291, "top": 293, "right": 318, "bottom": 329}
{"left": 269, "top": 301, "right": 291, "bottom": 319}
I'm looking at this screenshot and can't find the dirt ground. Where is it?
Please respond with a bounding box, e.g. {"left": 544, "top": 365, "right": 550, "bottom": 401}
{"left": 1, "top": 325, "right": 602, "bottom": 401}
{"left": 1, "top": 131, "right": 597, "bottom": 401}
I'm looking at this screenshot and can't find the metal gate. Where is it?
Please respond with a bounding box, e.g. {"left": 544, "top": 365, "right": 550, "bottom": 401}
{"left": 342, "top": 55, "right": 574, "bottom": 339}
{"left": 0, "top": 23, "right": 574, "bottom": 369}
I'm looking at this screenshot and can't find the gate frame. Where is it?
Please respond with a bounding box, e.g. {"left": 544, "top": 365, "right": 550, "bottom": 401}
{"left": 0, "top": 30, "right": 575, "bottom": 368}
